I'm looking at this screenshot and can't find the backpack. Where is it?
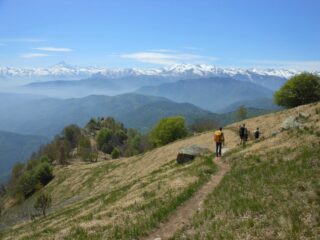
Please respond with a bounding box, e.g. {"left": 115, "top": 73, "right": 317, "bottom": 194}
{"left": 239, "top": 127, "right": 245, "bottom": 136}
{"left": 255, "top": 130, "right": 260, "bottom": 139}
{"left": 214, "top": 130, "right": 223, "bottom": 142}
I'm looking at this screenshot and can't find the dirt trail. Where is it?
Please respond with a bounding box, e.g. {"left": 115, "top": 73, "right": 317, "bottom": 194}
{"left": 143, "top": 153, "right": 230, "bottom": 240}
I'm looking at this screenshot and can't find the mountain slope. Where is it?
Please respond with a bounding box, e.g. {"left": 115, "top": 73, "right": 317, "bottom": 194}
{"left": 172, "top": 102, "right": 320, "bottom": 239}
{"left": 21, "top": 75, "right": 168, "bottom": 98}
{"left": 136, "top": 77, "right": 274, "bottom": 112}
{"left": 1, "top": 102, "right": 319, "bottom": 239}
{"left": 0, "top": 93, "right": 217, "bottom": 137}
{"left": 218, "top": 97, "right": 283, "bottom": 113}
{"left": 0, "top": 131, "right": 48, "bottom": 183}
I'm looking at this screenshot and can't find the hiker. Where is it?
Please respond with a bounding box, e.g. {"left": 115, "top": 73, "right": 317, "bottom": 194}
{"left": 254, "top": 127, "right": 260, "bottom": 140}
{"left": 243, "top": 127, "right": 249, "bottom": 143}
{"left": 239, "top": 124, "right": 245, "bottom": 144}
{"left": 214, "top": 127, "right": 224, "bottom": 157}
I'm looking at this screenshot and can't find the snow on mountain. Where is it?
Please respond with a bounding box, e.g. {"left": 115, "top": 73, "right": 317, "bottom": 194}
{"left": 1, "top": 62, "right": 315, "bottom": 92}
{"left": 0, "top": 62, "right": 302, "bottom": 81}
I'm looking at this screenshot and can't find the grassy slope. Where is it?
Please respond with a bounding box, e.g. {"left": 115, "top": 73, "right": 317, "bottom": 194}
{"left": 1, "top": 129, "right": 237, "bottom": 240}
{"left": 1, "top": 102, "right": 319, "bottom": 240}
{"left": 172, "top": 102, "right": 320, "bottom": 239}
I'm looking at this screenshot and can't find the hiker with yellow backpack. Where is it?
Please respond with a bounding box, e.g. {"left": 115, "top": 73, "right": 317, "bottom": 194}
{"left": 214, "top": 127, "right": 224, "bottom": 157}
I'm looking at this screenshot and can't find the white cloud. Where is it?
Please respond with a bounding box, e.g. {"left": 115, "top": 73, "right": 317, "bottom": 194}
{"left": 0, "top": 38, "right": 45, "bottom": 43}
{"left": 34, "top": 47, "right": 73, "bottom": 52}
{"left": 118, "top": 51, "right": 216, "bottom": 65}
{"left": 149, "top": 49, "right": 178, "bottom": 53}
{"left": 240, "top": 59, "right": 320, "bottom": 71}
{"left": 20, "top": 53, "right": 50, "bottom": 58}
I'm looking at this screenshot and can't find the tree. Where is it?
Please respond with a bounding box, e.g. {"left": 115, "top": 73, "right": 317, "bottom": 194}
{"left": 17, "top": 171, "right": 39, "bottom": 198}
{"left": 34, "top": 193, "right": 52, "bottom": 217}
{"left": 236, "top": 105, "right": 247, "bottom": 121}
{"left": 96, "top": 128, "right": 113, "bottom": 153}
{"left": 111, "top": 147, "right": 120, "bottom": 159}
{"left": 63, "top": 125, "right": 82, "bottom": 148}
{"left": 35, "top": 162, "right": 54, "bottom": 186}
{"left": 78, "top": 136, "right": 98, "bottom": 162}
{"left": 86, "top": 118, "right": 99, "bottom": 132}
{"left": 150, "top": 116, "right": 188, "bottom": 147}
{"left": 274, "top": 73, "right": 320, "bottom": 108}
{"left": 10, "top": 163, "right": 25, "bottom": 186}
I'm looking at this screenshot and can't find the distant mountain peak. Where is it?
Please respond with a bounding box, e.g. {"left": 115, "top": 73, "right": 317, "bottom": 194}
{"left": 0, "top": 63, "right": 316, "bottom": 87}
{"left": 52, "top": 61, "right": 73, "bottom": 69}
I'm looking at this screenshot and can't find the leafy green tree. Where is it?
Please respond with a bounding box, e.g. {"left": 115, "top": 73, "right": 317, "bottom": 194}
{"left": 96, "top": 128, "right": 113, "bottom": 153}
{"left": 274, "top": 73, "right": 320, "bottom": 108}
{"left": 17, "top": 171, "right": 39, "bottom": 198}
{"left": 150, "top": 116, "right": 188, "bottom": 147}
{"left": 236, "top": 105, "right": 247, "bottom": 121}
{"left": 34, "top": 193, "right": 52, "bottom": 217}
{"left": 35, "top": 162, "right": 54, "bottom": 186}
{"left": 78, "top": 136, "right": 98, "bottom": 162}
{"left": 10, "top": 163, "right": 25, "bottom": 186}
{"left": 86, "top": 118, "right": 100, "bottom": 132}
{"left": 63, "top": 124, "right": 82, "bottom": 148}
{"left": 101, "top": 117, "right": 124, "bottom": 131}
{"left": 111, "top": 147, "right": 120, "bottom": 159}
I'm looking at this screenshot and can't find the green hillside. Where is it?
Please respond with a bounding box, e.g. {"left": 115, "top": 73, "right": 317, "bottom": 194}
{"left": 0, "top": 131, "right": 48, "bottom": 183}
{"left": 0, "top": 93, "right": 218, "bottom": 138}
{"left": 1, "top": 102, "right": 319, "bottom": 239}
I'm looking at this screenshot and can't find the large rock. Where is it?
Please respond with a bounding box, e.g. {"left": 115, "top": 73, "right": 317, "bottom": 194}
{"left": 176, "top": 144, "right": 210, "bottom": 164}
{"left": 281, "top": 116, "right": 303, "bottom": 130}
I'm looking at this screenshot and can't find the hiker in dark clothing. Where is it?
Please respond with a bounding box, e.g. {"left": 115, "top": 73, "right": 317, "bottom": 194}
{"left": 254, "top": 127, "right": 260, "bottom": 140}
{"left": 239, "top": 124, "right": 245, "bottom": 144}
{"left": 214, "top": 127, "right": 224, "bottom": 157}
{"left": 243, "top": 127, "right": 249, "bottom": 143}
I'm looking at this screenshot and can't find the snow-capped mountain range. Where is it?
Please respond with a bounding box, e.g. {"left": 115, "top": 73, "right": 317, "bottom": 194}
{"left": 0, "top": 62, "right": 303, "bottom": 83}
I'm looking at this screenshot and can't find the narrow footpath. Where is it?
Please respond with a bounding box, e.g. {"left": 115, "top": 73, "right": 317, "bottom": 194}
{"left": 144, "top": 154, "right": 230, "bottom": 240}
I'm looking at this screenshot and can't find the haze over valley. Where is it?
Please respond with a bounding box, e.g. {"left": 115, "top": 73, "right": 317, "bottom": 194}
{"left": 0, "top": 1, "right": 319, "bottom": 239}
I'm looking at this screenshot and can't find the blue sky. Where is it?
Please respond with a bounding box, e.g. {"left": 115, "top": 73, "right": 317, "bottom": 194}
{"left": 0, "top": 0, "right": 319, "bottom": 70}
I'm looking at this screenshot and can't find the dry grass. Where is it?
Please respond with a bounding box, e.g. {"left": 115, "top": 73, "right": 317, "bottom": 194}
{"left": 172, "top": 102, "right": 320, "bottom": 239}
{"left": 1, "top": 127, "right": 239, "bottom": 239}
{"left": 1, "top": 102, "right": 319, "bottom": 240}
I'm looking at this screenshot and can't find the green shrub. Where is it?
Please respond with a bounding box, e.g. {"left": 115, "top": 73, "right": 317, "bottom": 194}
{"left": 150, "top": 116, "right": 188, "bottom": 147}
{"left": 274, "top": 73, "right": 320, "bottom": 108}
{"left": 63, "top": 124, "right": 82, "bottom": 148}
{"left": 78, "top": 137, "right": 98, "bottom": 162}
{"left": 111, "top": 147, "right": 120, "bottom": 159}
{"left": 96, "top": 128, "right": 112, "bottom": 152}
{"left": 35, "top": 162, "right": 53, "bottom": 186}
{"left": 34, "top": 193, "right": 52, "bottom": 217}
{"left": 17, "top": 171, "right": 39, "bottom": 198}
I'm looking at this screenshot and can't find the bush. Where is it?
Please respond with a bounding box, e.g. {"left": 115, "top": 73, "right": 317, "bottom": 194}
{"left": 78, "top": 137, "right": 98, "bottom": 162}
{"left": 63, "top": 125, "right": 82, "bottom": 148}
{"left": 10, "top": 163, "right": 24, "bottom": 186}
{"left": 17, "top": 171, "right": 40, "bottom": 198}
{"left": 35, "top": 162, "right": 54, "bottom": 186}
{"left": 274, "top": 73, "right": 320, "bottom": 108}
{"left": 96, "top": 128, "right": 112, "bottom": 152}
{"left": 34, "top": 193, "right": 52, "bottom": 217}
{"left": 111, "top": 147, "right": 120, "bottom": 159}
{"left": 150, "top": 116, "right": 188, "bottom": 147}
